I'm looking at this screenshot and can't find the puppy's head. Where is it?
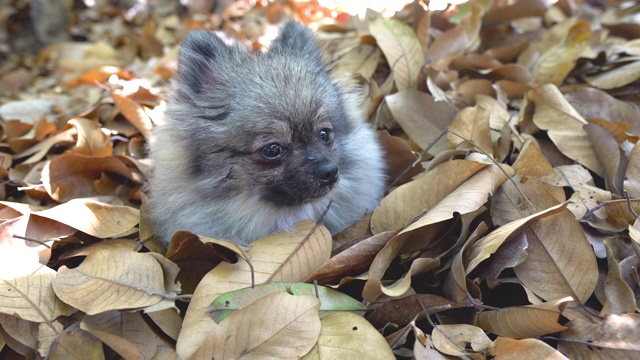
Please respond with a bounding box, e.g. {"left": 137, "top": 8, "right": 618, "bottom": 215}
{"left": 167, "top": 22, "right": 352, "bottom": 206}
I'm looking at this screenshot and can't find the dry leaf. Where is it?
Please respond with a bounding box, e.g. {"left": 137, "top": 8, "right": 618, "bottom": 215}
{"left": 448, "top": 105, "right": 492, "bottom": 153}
{"left": 385, "top": 90, "right": 456, "bottom": 154}
{"left": 366, "top": 294, "right": 460, "bottom": 329}
{"left": 0, "top": 261, "right": 75, "bottom": 323}
{"left": 41, "top": 154, "right": 134, "bottom": 202}
{"left": 476, "top": 297, "right": 571, "bottom": 338}
{"left": 306, "top": 231, "right": 395, "bottom": 285}
{"left": 528, "top": 84, "right": 604, "bottom": 176}
{"left": 370, "top": 18, "right": 425, "bottom": 91}
{"left": 47, "top": 325, "right": 105, "bottom": 360}
{"left": 584, "top": 123, "right": 624, "bottom": 194}
{"left": 176, "top": 221, "right": 331, "bottom": 358}
{"left": 303, "top": 312, "right": 395, "bottom": 359}
{"left": 559, "top": 312, "right": 640, "bottom": 357}
{"left": 34, "top": 200, "right": 139, "bottom": 238}
{"left": 586, "top": 60, "right": 640, "bottom": 89}
{"left": 432, "top": 324, "right": 492, "bottom": 356}
{"left": 465, "top": 201, "right": 570, "bottom": 273}
{"left": 400, "top": 164, "right": 512, "bottom": 235}
{"left": 624, "top": 141, "right": 640, "bottom": 197}
{"left": 69, "top": 118, "right": 112, "bottom": 157}
{"left": 490, "top": 337, "right": 568, "bottom": 360}
{"left": 600, "top": 244, "right": 636, "bottom": 316}
{"left": 81, "top": 311, "right": 170, "bottom": 359}
{"left": 513, "top": 209, "right": 598, "bottom": 304}
{"left": 204, "top": 292, "right": 321, "bottom": 359}
{"left": 565, "top": 87, "right": 640, "bottom": 135}
{"left": 52, "top": 248, "right": 177, "bottom": 314}
{"left": 111, "top": 92, "right": 153, "bottom": 139}
{"left": 371, "top": 160, "right": 487, "bottom": 233}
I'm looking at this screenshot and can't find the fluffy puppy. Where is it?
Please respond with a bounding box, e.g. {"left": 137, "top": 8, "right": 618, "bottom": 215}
{"left": 147, "top": 22, "right": 386, "bottom": 246}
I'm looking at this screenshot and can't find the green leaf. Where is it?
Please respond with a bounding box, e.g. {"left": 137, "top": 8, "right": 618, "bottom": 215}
{"left": 209, "top": 282, "right": 366, "bottom": 323}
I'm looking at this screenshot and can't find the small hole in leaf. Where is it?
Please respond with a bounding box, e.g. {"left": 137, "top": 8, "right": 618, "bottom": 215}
{"left": 352, "top": 326, "right": 358, "bottom": 331}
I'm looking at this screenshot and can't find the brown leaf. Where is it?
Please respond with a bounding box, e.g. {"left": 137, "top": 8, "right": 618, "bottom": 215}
{"left": 0, "top": 261, "right": 75, "bottom": 322}
{"left": 565, "top": 87, "right": 640, "bottom": 135}
{"left": 176, "top": 221, "right": 331, "bottom": 358}
{"left": 369, "top": 18, "right": 425, "bottom": 91}
{"left": 12, "top": 128, "right": 77, "bottom": 165}
{"left": 490, "top": 337, "right": 568, "bottom": 360}
{"left": 202, "top": 292, "right": 320, "bottom": 359}
{"left": 450, "top": 78, "right": 496, "bottom": 106}
{"left": 476, "top": 297, "right": 571, "bottom": 338}
{"left": 48, "top": 325, "right": 105, "bottom": 360}
{"left": 377, "top": 130, "right": 424, "bottom": 187}
{"left": 529, "top": 84, "right": 604, "bottom": 177}
{"left": 52, "top": 248, "right": 177, "bottom": 314}
{"left": 305, "top": 231, "right": 395, "bottom": 285}
{"left": 490, "top": 141, "right": 565, "bottom": 226}
{"left": 66, "top": 66, "right": 134, "bottom": 87}
{"left": 600, "top": 244, "right": 636, "bottom": 316}
{"left": 432, "top": 324, "right": 492, "bottom": 356}
{"left": 559, "top": 311, "right": 640, "bottom": 356}
{"left": 385, "top": 90, "right": 456, "bottom": 154}
{"left": 366, "top": 294, "right": 461, "bottom": 329}
{"left": 139, "top": 20, "right": 164, "bottom": 60}
{"left": 111, "top": 92, "right": 154, "bottom": 139}
{"left": 303, "top": 312, "right": 394, "bottom": 359}
{"left": 81, "top": 311, "right": 169, "bottom": 359}
{"left": 584, "top": 123, "right": 624, "bottom": 194}
{"left": 166, "top": 231, "right": 249, "bottom": 294}
{"left": 482, "top": 0, "right": 546, "bottom": 26}
{"left": 448, "top": 105, "right": 492, "bottom": 153}
{"left": 34, "top": 200, "right": 139, "bottom": 239}
{"left": 466, "top": 201, "right": 570, "bottom": 273}
{"left": 444, "top": 221, "right": 489, "bottom": 303}
{"left": 586, "top": 60, "right": 640, "bottom": 89}
{"left": 69, "top": 118, "right": 112, "bottom": 157}
{"left": 371, "top": 159, "right": 487, "bottom": 233}
{"left": 624, "top": 141, "right": 640, "bottom": 197}
{"left": 399, "top": 164, "right": 512, "bottom": 235}
{"left": 513, "top": 209, "right": 598, "bottom": 304}
{"left": 41, "top": 153, "right": 134, "bottom": 202}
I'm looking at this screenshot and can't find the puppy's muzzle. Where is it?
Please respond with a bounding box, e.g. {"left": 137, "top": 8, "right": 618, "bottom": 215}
{"left": 313, "top": 160, "right": 338, "bottom": 186}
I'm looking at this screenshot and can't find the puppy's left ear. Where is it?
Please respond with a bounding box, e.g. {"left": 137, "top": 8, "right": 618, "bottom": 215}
{"left": 269, "top": 21, "right": 322, "bottom": 60}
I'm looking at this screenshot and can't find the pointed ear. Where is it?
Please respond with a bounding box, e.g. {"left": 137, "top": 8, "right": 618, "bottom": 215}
{"left": 269, "top": 22, "right": 322, "bottom": 60}
{"left": 174, "top": 30, "right": 229, "bottom": 94}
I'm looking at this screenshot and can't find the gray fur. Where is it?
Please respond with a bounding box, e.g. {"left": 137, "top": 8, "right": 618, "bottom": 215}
{"left": 147, "top": 22, "right": 386, "bottom": 246}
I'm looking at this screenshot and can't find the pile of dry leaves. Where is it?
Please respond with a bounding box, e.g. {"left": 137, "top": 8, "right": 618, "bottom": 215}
{"left": 1, "top": 0, "right": 639, "bottom": 358}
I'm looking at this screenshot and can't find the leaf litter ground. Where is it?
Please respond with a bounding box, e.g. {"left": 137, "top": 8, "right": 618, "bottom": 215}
{"left": 0, "top": 0, "right": 640, "bottom": 359}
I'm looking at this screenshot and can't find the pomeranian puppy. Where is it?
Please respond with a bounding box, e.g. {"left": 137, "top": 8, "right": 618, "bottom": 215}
{"left": 147, "top": 22, "right": 386, "bottom": 246}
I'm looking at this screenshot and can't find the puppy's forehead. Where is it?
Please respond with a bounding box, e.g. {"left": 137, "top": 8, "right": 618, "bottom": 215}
{"left": 253, "top": 118, "right": 292, "bottom": 139}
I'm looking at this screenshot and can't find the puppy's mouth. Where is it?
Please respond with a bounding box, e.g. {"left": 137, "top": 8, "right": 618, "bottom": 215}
{"left": 264, "top": 180, "right": 336, "bottom": 207}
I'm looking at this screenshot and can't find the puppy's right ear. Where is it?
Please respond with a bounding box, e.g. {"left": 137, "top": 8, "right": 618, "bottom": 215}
{"left": 269, "top": 22, "right": 321, "bottom": 61}
{"left": 175, "top": 30, "right": 228, "bottom": 94}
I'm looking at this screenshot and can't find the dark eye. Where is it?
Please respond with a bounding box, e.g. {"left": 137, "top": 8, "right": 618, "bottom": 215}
{"left": 261, "top": 143, "right": 285, "bottom": 159}
{"left": 319, "top": 128, "right": 333, "bottom": 143}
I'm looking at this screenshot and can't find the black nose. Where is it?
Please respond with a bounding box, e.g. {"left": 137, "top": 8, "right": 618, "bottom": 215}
{"left": 314, "top": 161, "right": 338, "bottom": 185}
